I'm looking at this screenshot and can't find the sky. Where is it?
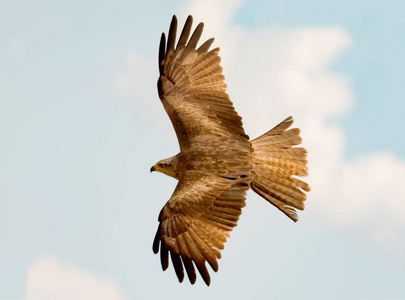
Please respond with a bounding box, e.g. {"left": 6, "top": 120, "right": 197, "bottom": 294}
{"left": 1, "top": 0, "right": 405, "bottom": 299}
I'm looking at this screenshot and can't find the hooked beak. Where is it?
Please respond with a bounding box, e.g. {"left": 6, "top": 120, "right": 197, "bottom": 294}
{"left": 150, "top": 165, "right": 156, "bottom": 173}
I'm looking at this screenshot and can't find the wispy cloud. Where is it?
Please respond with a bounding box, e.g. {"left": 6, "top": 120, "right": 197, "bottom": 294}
{"left": 26, "top": 255, "right": 129, "bottom": 300}
{"left": 3, "top": 36, "right": 27, "bottom": 63}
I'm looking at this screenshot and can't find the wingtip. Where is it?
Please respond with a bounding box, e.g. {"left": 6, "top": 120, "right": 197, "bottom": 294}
{"left": 171, "top": 15, "right": 178, "bottom": 27}
{"left": 170, "top": 15, "right": 178, "bottom": 30}
{"left": 158, "top": 33, "right": 166, "bottom": 75}
{"left": 203, "top": 275, "right": 211, "bottom": 286}
{"left": 152, "top": 239, "right": 159, "bottom": 254}
{"left": 197, "top": 37, "right": 215, "bottom": 53}
{"left": 161, "top": 248, "right": 169, "bottom": 271}
{"left": 152, "top": 224, "right": 162, "bottom": 254}
{"left": 160, "top": 32, "right": 166, "bottom": 46}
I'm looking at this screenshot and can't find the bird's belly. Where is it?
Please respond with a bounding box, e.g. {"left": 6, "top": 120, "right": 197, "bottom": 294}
{"left": 177, "top": 136, "right": 253, "bottom": 177}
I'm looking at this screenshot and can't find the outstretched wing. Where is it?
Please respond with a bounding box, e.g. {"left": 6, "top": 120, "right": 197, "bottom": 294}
{"left": 157, "top": 15, "right": 249, "bottom": 150}
{"left": 153, "top": 171, "right": 251, "bottom": 286}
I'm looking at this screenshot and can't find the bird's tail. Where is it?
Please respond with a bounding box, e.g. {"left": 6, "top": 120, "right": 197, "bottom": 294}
{"left": 250, "top": 116, "right": 310, "bottom": 222}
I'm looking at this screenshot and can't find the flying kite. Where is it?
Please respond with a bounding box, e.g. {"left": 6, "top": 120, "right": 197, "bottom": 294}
{"left": 150, "top": 15, "right": 310, "bottom": 286}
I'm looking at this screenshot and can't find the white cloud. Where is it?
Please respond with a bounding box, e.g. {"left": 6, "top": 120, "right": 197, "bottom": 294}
{"left": 113, "top": 0, "right": 405, "bottom": 256}
{"left": 26, "top": 255, "right": 130, "bottom": 300}
{"left": 4, "top": 36, "right": 27, "bottom": 63}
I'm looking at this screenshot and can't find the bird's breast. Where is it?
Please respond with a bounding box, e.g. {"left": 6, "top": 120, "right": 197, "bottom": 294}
{"left": 177, "top": 137, "right": 253, "bottom": 178}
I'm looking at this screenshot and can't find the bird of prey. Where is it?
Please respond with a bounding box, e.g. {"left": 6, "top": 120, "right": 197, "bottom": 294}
{"left": 150, "top": 15, "right": 310, "bottom": 286}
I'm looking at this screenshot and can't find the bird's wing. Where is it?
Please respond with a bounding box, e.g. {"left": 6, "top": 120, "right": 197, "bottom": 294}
{"left": 158, "top": 15, "right": 249, "bottom": 150}
{"left": 153, "top": 170, "right": 251, "bottom": 286}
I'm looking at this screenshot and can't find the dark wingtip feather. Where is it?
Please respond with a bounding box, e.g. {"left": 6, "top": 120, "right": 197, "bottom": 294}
{"left": 167, "top": 15, "right": 177, "bottom": 55}
{"left": 197, "top": 37, "right": 215, "bottom": 53}
{"left": 176, "top": 15, "right": 193, "bottom": 50}
{"left": 170, "top": 252, "right": 185, "bottom": 283}
{"left": 187, "top": 22, "right": 204, "bottom": 49}
{"left": 160, "top": 245, "right": 169, "bottom": 271}
{"left": 195, "top": 262, "right": 211, "bottom": 286}
{"left": 181, "top": 255, "right": 197, "bottom": 284}
{"left": 158, "top": 33, "right": 166, "bottom": 75}
{"left": 171, "top": 14, "right": 177, "bottom": 24}
{"left": 152, "top": 224, "right": 161, "bottom": 254}
{"left": 178, "top": 21, "right": 205, "bottom": 64}
{"left": 208, "top": 258, "right": 219, "bottom": 273}
{"left": 152, "top": 237, "right": 160, "bottom": 254}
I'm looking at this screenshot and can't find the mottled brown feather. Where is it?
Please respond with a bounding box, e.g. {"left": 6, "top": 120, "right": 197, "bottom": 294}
{"left": 153, "top": 171, "right": 251, "bottom": 285}
{"left": 251, "top": 117, "right": 310, "bottom": 222}
{"left": 157, "top": 15, "right": 250, "bottom": 151}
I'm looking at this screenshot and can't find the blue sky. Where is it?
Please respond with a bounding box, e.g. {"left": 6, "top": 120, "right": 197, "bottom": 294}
{"left": 235, "top": 0, "right": 405, "bottom": 159}
{"left": 1, "top": 0, "right": 405, "bottom": 299}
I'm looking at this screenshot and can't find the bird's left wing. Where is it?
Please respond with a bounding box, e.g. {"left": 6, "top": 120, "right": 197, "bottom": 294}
{"left": 153, "top": 170, "right": 251, "bottom": 286}
{"left": 157, "top": 15, "right": 249, "bottom": 150}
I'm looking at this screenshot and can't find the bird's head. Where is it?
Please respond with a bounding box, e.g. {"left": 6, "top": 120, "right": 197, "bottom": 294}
{"left": 150, "top": 156, "right": 179, "bottom": 179}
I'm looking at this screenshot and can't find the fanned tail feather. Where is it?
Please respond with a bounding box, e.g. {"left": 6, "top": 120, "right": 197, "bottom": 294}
{"left": 250, "top": 116, "right": 310, "bottom": 222}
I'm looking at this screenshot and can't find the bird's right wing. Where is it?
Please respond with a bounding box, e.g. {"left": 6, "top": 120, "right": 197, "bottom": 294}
{"left": 153, "top": 170, "right": 251, "bottom": 286}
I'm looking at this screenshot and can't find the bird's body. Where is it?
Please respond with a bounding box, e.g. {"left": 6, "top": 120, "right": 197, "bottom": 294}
{"left": 150, "top": 15, "right": 310, "bottom": 286}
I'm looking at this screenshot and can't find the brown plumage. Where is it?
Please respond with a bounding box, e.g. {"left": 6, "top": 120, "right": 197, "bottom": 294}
{"left": 150, "top": 15, "right": 310, "bottom": 286}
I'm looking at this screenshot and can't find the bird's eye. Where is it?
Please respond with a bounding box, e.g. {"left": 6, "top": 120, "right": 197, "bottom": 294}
{"left": 160, "top": 163, "right": 167, "bottom": 168}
